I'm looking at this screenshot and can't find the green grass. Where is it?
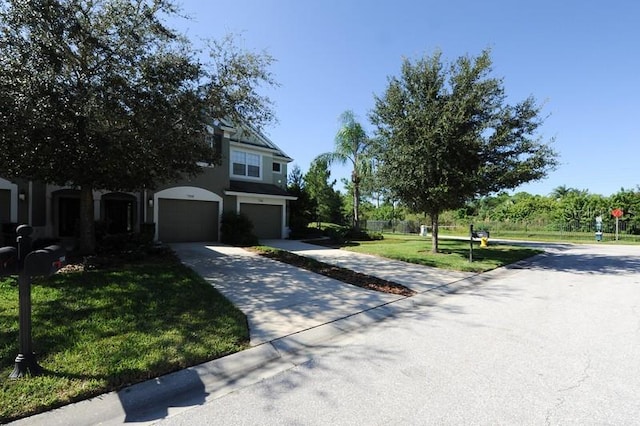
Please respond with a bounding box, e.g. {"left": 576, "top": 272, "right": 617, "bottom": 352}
{"left": 343, "top": 234, "right": 542, "bottom": 272}
{"left": 0, "top": 257, "right": 248, "bottom": 423}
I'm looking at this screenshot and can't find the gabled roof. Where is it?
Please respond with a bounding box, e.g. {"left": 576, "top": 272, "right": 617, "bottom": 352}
{"left": 226, "top": 180, "right": 296, "bottom": 199}
{"left": 215, "top": 119, "right": 293, "bottom": 162}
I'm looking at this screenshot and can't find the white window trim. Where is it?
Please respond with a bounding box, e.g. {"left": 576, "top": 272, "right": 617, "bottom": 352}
{"left": 230, "top": 149, "right": 262, "bottom": 180}
{"left": 272, "top": 162, "right": 282, "bottom": 174}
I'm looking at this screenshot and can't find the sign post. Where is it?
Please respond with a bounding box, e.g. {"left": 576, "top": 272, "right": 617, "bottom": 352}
{"left": 469, "top": 224, "right": 474, "bottom": 262}
{"left": 611, "top": 208, "right": 623, "bottom": 241}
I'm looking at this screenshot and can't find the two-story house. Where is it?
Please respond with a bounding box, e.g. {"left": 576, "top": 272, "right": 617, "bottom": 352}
{"left": 0, "top": 121, "right": 295, "bottom": 246}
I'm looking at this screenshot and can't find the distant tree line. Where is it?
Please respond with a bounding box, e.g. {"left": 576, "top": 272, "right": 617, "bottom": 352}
{"left": 288, "top": 163, "right": 640, "bottom": 236}
{"left": 449, "top": 186, "right": 640, "bottom": 234}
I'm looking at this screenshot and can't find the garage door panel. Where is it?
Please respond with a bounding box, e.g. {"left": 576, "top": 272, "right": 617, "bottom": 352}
{"left": 158, "top": 199, "right": 218, "bottom": 242}
{"left": 240, "top": 204, "right": 282, "bottom": 239}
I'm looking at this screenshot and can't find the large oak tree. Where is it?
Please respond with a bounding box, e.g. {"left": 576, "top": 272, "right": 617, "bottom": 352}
{"left": 370, "top": 50, "right": 558, "bottom": 252}
{"left": 0, "top": 0, "right": 277, "bottom": 253}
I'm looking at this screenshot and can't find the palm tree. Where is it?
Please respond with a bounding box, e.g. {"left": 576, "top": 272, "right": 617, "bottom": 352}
{"left": 550, "top": 185, "right": 571, "bottom": 200}
{"left": 319, "top": 110, "right": 372, "bottom": 230}
{"left": 550, "top": 185, "right": 587, "bottom": 200}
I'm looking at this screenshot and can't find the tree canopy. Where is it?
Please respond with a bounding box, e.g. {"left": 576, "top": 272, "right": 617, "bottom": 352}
{"left": 0, "top": 0, "right": 277, "bottom": 253}
{"left": 370, "top": 49, "right": 558, "bottom": 252}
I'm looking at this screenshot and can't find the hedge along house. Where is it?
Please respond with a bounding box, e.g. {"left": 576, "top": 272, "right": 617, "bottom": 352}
{"left": 0, "top": 120, "right": 296, "bottom": 247}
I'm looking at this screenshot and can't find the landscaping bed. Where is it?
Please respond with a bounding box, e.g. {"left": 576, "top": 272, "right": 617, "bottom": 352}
{"left": 250, "top": 246, "right": 415, "bottom": 297}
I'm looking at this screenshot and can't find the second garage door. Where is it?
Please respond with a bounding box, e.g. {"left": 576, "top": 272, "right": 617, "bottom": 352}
{"left": 240, "top": 203, "right": 282, "bottom": 239}
{"left": 158, "top": 198, "right": 219, "bottom": 242}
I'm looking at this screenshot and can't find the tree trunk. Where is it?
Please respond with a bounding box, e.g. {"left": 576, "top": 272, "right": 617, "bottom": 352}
{"left": 430, "top": 212, "right": 439, "bottom": 254}
{"left": 351, "top": 168, "right": 361, "bottom": 231}
{"left": 78, "top": 185, "right": 96, "bottom": 255}
{"left": 353, "top": 180, "right": 360, "bottom": 231}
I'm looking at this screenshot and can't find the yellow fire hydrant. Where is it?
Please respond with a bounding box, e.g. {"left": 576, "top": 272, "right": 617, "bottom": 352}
{"left": 480, "top": 237, "right": 489, "bottom": 248}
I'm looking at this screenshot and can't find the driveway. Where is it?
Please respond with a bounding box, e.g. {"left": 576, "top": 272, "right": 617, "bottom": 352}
{"left": 170, "top": 243, "right": 403, "bottom": 345}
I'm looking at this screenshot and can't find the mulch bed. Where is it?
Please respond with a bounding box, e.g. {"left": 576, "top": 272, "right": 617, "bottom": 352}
{"left": 251, "top": 248, "right": 415, "bottom": 297}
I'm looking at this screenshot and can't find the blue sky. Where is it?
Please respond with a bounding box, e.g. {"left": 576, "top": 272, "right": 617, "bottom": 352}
{"left": 171, "top": 0, "right": 639, "bottom": 197}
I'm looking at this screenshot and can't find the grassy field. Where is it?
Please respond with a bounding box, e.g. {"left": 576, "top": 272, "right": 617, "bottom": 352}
{"left": 0, "top": 256, "right": 248, "bottom": 423}
{"left": 343, "top": 234, "right": 542, "bottom": 272}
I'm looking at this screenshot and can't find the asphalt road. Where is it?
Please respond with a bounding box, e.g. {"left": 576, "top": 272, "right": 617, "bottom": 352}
{"left": 154, "top": 243, "right": 640, "bottom": 425}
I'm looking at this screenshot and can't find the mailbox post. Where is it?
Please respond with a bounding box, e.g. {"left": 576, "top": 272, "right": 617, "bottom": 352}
{"left": 5, "top": 225, "right": 66, "bottom": 379}
{"left": 10, "top": 225, "right": 40, "bottom": 378}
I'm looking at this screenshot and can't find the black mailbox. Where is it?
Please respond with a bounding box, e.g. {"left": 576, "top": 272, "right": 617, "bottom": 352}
{"left": 0, "top": 246, "right": 18, "bottom": 276}
{"left": 24, "top": 245, "right": 66, "bottom": 277}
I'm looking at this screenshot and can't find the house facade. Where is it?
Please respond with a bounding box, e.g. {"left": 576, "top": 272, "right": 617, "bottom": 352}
{"left": 0, "top": 122, "right": 295, "bottom": 246}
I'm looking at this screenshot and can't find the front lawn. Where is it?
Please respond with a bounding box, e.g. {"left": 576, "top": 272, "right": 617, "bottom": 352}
{"left": 342, "top": 234, "right": 541, "bottom": 272}
{"left": 0, "top": 255, "right": 248, "bottom": 423}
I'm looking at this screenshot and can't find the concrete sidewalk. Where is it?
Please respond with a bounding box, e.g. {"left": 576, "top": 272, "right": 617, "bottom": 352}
{"left": 260, "top": 239, "right": 475, "bottom": 293}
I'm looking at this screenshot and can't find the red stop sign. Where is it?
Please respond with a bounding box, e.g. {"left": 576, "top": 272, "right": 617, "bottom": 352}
{"left": 612, "top": 208, "right": 624, "bottom": 218}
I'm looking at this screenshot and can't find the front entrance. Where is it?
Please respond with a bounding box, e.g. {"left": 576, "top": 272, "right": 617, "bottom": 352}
{"left": 59, "top": 197, "right": 80, "bottom": 237}
{"left": 0, "top": 189, "right": 10, "bottom": 223}
{"left": 104, "top": 199, "right": 134, "bottom": 234}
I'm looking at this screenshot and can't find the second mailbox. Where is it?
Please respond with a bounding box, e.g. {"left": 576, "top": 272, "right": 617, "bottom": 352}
{"left": 24, "top": 245, "right": 66, "bottom": 277}
{"left": 0, "top": 246, "right": 18, "bottom": 276}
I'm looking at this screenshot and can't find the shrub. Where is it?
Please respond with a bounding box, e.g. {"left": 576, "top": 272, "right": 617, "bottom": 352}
{"left": 346, "top": 228, "right": 384, "bottom": 241}
{"left": 325, "top": 225, "right": 350, "bottom": 244}
{"left": 220, "top": 212, "right": 259, "bottom": 246}
{"left": 140, "top": 223, "right": 156, "bottom": 243}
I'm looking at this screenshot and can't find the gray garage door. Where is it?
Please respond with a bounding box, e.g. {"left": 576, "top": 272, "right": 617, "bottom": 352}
{"left": 158, "top": 198, "right": 219, "bottom": 242}
{"left": 240, "top": 203, "right": 282, "bottom": 239}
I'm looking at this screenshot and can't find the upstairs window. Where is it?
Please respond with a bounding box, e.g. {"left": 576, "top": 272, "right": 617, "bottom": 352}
{"left": 272, "top": 162, "right": 282, "bottom": 173}
{"left": 232, "top": 150, "right": 261, "bottom": 178}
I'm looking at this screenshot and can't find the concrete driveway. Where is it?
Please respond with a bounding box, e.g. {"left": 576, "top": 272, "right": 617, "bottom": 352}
{"left": 170, "top": 243, "right": 403, "bottom": 345}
